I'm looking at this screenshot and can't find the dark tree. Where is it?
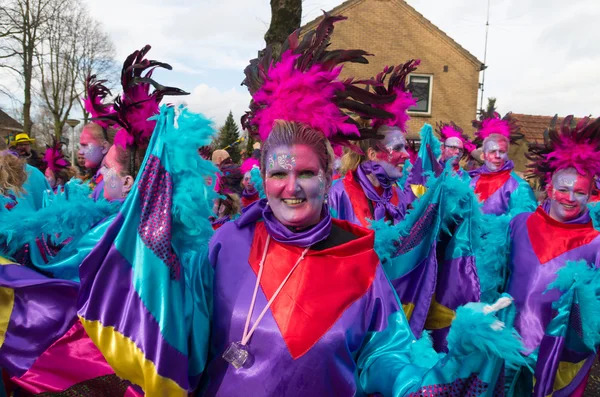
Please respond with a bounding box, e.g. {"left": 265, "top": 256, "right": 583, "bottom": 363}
{"left": 218, "top": 111, "right": 241, "bottom": 163}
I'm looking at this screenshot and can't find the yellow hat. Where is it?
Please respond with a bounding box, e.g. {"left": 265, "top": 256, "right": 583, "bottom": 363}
{"left": 11, "top": 133, "right": 35, "bottom": 145}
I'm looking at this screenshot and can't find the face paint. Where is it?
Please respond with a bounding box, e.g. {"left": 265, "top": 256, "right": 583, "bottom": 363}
{"left": 242, "top": 171, "right": 255, "bottom": 191}
{"left": 265, "top": 144, "right": 328, "bottom": 228}
{"left": 548, "top": 168, "right": 593, "bottom": 222}
{"left": 45, "top": 168, "right": 56, "bottom": 189}
{"left": 442, "top": 137, "right": 464, "bottom": 163}
{"left": 482, "top": 137, "right": 509, "bottom": 171}
{"left": 79, "top": 128, "right": 107, "bottom": 169}
{"left": 374, "top": 128, "right": 409, "bottom": 179}
{"left": 101, "top": 146, "right": 127, "bottom": 202}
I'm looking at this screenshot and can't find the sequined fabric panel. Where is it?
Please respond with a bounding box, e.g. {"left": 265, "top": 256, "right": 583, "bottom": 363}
{"left": 21, "top": 374, "right": 130, "bottom": 396}
{"left": 137, "top": 154, "right": 181, "bottom": 279}
{"left": 408, "top": 374, "right": 489, "bottom": 397}
{"left": 584, "top": 356, "right": 600, "bottom": 397}
{"left": 394, "top": 204, "right": 438, "bottom": 256}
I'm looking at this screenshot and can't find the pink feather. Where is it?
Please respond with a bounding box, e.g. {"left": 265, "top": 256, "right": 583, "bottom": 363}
{"left": 43, "top": 140, "right": 70, "bottom": 172}
{"left": 377, "top": 88, "right": 416, "bottom": 132}
{"left": 240, "top": 158, "right": 260, "bottom": 174}
{"left": 547, "top": 138, "right": 600, "bottom": 178}
{"left": 440, "top": 124, "right": 476, "bottom": 153}
{"left": 476, "top": 117, "right": 511, "bottom": 140}
{"left": 252, "top": 51, "right": 358, "bottom": 140}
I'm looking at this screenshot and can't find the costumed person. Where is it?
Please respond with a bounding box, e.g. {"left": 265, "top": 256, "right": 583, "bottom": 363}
{"left": 329, "top": 60, "right": 419, "bottom": 227}
{"left": 43, "top": 138, "right": 76, "bottom": 192}
{"left": 438, "top": 121, "right": 476, "bottom": 175}
{"left": 0, "top": 149, "right": 28, "bottom": 211}
{"left": 240, "top": 157, "right": 260, "bottom": 208}
{"left": 468, "top": 102, "right": 536, "bottom": 216}
{"left": 0, "top": 46, "right": 204, "bottom": 397}
{"left": 10, "top": 132, "right": 44, "bottom": 171}
{"left": 501, "top": 115, "right": 600, "bottom": 396}
{"left": 210, "top": 191, "right": 242, "bottom": 230}
{"left": 80, "top": 75, "right": 117, "bottom": 200}
{"left": 211, "top": 149, "right": 230, "bottom": 165}
{"left": 201, "top": 13, "right": 525, "bottom": 397}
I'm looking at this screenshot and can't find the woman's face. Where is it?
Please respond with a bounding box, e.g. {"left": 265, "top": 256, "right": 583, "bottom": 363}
{"left": 79, "top": 127, "right": 108, "bottom": 169}
{"left": 45, "top": 168, "right": 56, "bottom": 188}
{"left": 371, "top": 128, "right": 409, "bottom": 178}
{"left": 265, "top": 144, "right": 329, "bottom": 228}
{"left": 548, "top": 168, "right": 593, "bottom": 222}
{"left": 100, "top": 146, "right": 131, "bottom": 201}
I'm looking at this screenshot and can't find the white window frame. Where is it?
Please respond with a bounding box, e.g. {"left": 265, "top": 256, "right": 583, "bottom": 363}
{"left": 407, "top": 74, "right": 433, "bottom": 116}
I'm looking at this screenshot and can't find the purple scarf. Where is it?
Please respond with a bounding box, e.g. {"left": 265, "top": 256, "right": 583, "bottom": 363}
{"left": 236, "top": 199, "right": 331, "bottom": 247}
{"left": 356, "top": 161, "right": 403, "bottom": 223}
{"left": 468, "top": 160, "right": 515, "bottom": 178}
{"left": 242, "top": 188, "right": 258, "bottom": 199}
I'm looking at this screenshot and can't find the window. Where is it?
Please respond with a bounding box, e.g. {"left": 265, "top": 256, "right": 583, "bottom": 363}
{"left": 408, "top": 74, "right": 433, "bottom": 115}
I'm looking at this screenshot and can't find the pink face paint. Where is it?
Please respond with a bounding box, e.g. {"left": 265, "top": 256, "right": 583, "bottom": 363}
{"left": 79, "top": 128, "right": 107, "bottom": 169}
{"left": 100, "top": 146, "right": 127, "bottom": 201}
{"left": 549, "top": 168, "right": 593, "bottom": 222}
{"left": 374, "top": 128, "right": 409, "bottom": 178}
{"left": 45, "top": 168, "right": 56, "bottom": 189}
{"left": 483, "top": 138, "right": 509, "bottom": 171}
{"left": 265, "top": 144, "right": 328, "bottom": 228}
{"left": 442, "top": 137, "right": 464, "bottom": 164}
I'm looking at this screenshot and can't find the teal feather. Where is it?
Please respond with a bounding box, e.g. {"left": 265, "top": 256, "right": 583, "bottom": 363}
{"left": 507, "top": 172, "right": 538, "bottom": 217}
{"left": 418, "top": 123, "right": 441, "bottom": 160}
{"left": 545, "top": 260, "right": 600, "bottom": 350}
{"left": 588, "top": 202, "right": 600, "bottom": 231}
{"left": 250, "top": 167, "right": 266, "bottom": 199}
{"left": 409, "top": 330, "right": 440, "bottom": 367}
{"left": 0, "top": 179, "right": 119, "bottom": 256}
{"left": 396, "top": 159, "right": 412, "bottom": 191}
{"left": 447, "top": 301, "right": 526, "bottom": 367}
{"left": 156, "top": 105, "right": 220, "bottom": 265}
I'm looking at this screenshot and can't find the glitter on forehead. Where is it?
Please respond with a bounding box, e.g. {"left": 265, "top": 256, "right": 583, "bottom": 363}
{"left": 483, "top": 140, "right": 500, "bottom": 153}
{"left": 276, "top": 154, "right": 296, "bottom": 170}
{"left": 268, "top": 154, "right": 275, "bottom": 170}
{"left": 444, "top": 137, "right": 463, "bottom": 148}
{"left": 137, "top": 154, "right": 181, "bottom": 280}
{"left": 382, "top": 129, "right": 407, "bottom": 149}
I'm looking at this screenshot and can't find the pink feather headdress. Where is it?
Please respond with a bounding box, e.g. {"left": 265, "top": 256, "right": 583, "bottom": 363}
{"left": 527, "top": 115, "right": 600, "bottom": 187}
{"left": 83, "top": 75, "right": 116, "bottom": 130}
{"left": 370, "top": 60, "right": 420, "bottom": 133}
{"left": 436, "top": 121, "right": 476, "bottom": 155}
{"left": 472, "top": 101, "right": 522, "bottom": 144}
{"left": 242, "top": 12, "right": 396, "bottom": 149}
{"left": 43, "top": 138, "right": 71, "bottom": 173}
{"left": 240, "top": 158, "right": 259, "bottom": 174}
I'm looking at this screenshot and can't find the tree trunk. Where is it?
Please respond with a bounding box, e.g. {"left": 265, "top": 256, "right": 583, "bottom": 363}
{"left": 264, "top": 0, "right": 301, "bottom": 57}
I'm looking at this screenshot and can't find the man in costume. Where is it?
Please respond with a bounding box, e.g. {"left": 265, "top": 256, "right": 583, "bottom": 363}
{"left": 501, "top": 115, "right": 600, "bottom": 396}
{"left": 469, "top": 105, "right": 537, "bottom": 216}
{"left": 329, "top": 61, "right": 419, "bottom": 227}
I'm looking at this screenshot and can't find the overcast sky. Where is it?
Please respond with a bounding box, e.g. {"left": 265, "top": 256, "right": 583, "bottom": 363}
{"left": 2, "top": 0, "right": 599, "bottom": 127}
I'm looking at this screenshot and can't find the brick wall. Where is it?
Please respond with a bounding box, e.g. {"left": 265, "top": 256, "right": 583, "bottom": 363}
{"left": 305, "top": 0, "right": 481, "bottom": 138}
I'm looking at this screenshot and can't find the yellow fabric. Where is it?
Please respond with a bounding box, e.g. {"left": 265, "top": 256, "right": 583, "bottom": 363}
{"left": 402, "top": 303, "right": 415, "bottom": 321}
{"left": 0, "top": 287, "right": 15, "bottom": 348}
{"left": 424, "top": 297, "right": 455, "bottom": 330}
{"left": 541, "top": 359, "right": 587, "bottom": 397}
{"left": 410, "top": 184, "right": 427, "bottom": 198}
{"left": 79, "top": 317, "right": 186, "bottom": 397}
{"left": 0, "top": 256, "right": 13, "bottom": 265}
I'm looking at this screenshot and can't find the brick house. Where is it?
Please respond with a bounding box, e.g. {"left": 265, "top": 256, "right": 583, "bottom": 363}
{"left": 0, "top": 108, "right": 23, "bottom": 145}
{"left": 302, "top": 0, "right": 484, "bottom": 139}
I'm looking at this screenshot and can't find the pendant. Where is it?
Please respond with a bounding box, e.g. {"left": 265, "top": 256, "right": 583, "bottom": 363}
{"left": 222, "top": 341, "right": 250, "bottom": 369}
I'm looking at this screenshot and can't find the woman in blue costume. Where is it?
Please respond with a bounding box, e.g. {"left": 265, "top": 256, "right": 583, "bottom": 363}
{"left": 499, "top": 116, "right": 600, "bottom": 396}
{"left": 328, "top": 61, "right": 418, "bottom": 228}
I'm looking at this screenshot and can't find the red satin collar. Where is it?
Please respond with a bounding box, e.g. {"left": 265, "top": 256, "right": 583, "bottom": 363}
{"left": 248, "top": 219, "right": 379, "bottom": 359}
{"left": 342, "top": 170, "right": 399, "bottom": 227}
{"left": 474, "top": 169, "right": 512, "bottom": 202}
{"left": 527, "top": 207, "right": 599, "bottom": 264}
